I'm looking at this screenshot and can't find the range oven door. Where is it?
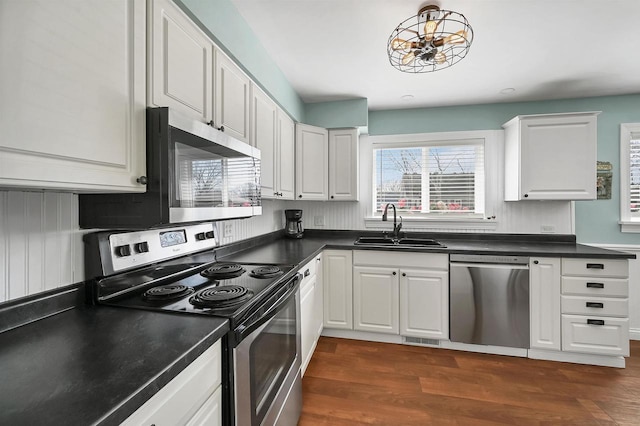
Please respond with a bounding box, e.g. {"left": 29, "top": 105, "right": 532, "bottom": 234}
{"left": 233, "top": 276, "right": 302, "bottom": 426}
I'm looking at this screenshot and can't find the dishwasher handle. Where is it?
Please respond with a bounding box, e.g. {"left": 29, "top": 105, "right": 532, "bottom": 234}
{"left": 449, "top": 262, "right": 529, "bottom": 270}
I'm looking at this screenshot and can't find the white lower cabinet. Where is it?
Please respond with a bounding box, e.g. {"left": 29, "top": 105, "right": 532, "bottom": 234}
{"left": 121, "top": 340, "right": 222, "bottom": 426}
{"left": 353, "top": 266, "right": 399, "bottom": 334}
{"left": 323, "top": 250, "right": 353, "bottom": 330}
{"left": 560, "top": 258, "right": 630, "bottom": 357}
{"left": 300, "top": 254, "right": 324, "bottom": 376}
{"left": 400, "top": 269, "right": 449, "bottom": 340}
{"left": 351, "top": 251, "right": 449, "bottom": 339}
{"left": 561, "top": 315, "right": 629, "bottom": 357}
{"left": 529, "top": 258, "right": 562, "bottom": 351}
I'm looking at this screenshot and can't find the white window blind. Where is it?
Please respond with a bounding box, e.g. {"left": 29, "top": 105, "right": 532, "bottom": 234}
{"left": 373, "top": 141, "right": 484, "bottom": 217}
{"left": 630, "top": 135, "right": 640, "bottom": 218}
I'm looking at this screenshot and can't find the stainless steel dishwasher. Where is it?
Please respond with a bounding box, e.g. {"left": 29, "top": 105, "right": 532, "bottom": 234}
{"left": 449, "top": 254, "right": 530, "bottom": 349}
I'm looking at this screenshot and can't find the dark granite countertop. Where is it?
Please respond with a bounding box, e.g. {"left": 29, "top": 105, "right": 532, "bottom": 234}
{"left": 0, "top": 289, "right": 228, "bottom": 426}
{"left": 220, "top": 230, "right": 635, "bottom": 265}
{"left": 1, "top": 229, "right": 633, "bottom": 425}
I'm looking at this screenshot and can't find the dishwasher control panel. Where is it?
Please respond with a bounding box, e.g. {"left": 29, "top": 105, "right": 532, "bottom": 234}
{"left": 450, "top": 254, "right": 530, "bottom": 265}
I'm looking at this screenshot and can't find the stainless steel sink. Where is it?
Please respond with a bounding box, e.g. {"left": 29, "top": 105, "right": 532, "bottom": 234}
{"left": 354, "top": 236, "right": 445, "bottom": 248}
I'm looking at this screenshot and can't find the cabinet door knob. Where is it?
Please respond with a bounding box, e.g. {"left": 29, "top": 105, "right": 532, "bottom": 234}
{"left": 402, "top": 272, "right": 406, "bottom": 277}
{"left": 136, "top": 176, "right": 148, "bottom": 185}
{"left": 533, "top": 260, "right": 539, "bottom": 264}
{"left": 392, "top": 271, "right": 397, "bottom": 276}
{"left": 298, "top": 195, "right": 302, "bottom": 198}
{"left": 330, "top": 195, "right": 334, "bottom": 199}
{"left": 524, "top": 193, "right": 529, "bottom": 198}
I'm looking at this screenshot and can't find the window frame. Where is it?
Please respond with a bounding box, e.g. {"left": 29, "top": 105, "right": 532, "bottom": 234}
{"left": 619, "top": 123, "right": 640, "bottom": 233}
{"left": 363, "top": 130, "right": 501, "bottom": 231}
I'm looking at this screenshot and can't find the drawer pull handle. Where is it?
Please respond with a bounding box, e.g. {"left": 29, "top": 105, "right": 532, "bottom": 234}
{"left": 304, "top": 269, "right": 310, "bottom": 277}
{"left": 586, "top": 282, "right": 604, "bottom": 289}
{"left": 587, "top": 319, "right": 605, "bottom": 326}
{"left": 586, "top": 302, "right": 604, "bottom": 308}
{"left": 586, "top": 263, "right": 604, "bottom": 269}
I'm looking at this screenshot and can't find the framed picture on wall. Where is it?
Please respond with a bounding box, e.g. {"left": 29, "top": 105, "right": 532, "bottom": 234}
{"left": 597, "top": 161, "right": 612, "bottom": 199}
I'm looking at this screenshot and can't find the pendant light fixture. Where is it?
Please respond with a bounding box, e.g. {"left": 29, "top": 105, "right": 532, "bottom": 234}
{"left": 387, "top": 5, "right": 473, "bottom": 73}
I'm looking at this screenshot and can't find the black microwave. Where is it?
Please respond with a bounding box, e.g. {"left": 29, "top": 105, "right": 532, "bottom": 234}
{"left": 79, "top": 107, "right": 261, "bottom": 229}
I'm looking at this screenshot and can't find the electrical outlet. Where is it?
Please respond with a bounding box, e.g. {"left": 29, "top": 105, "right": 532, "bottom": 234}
{"left": 540, "top": 225, "right": 555, "bottom": 233}
{"left": 314, "top": 215, "right": 325, "bottom": 226}
{"left": 223, "top": 221, "right": 234, "bottom": 238}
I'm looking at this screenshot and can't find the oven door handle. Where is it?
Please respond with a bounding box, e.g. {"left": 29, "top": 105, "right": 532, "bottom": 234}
{"left": 235, "top": 274, "right": 301, "bottom": 341}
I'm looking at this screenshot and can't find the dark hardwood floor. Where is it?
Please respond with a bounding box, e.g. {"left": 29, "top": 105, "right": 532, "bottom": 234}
{"left": 299, "top": 337, "right": 640, "bottom": 425}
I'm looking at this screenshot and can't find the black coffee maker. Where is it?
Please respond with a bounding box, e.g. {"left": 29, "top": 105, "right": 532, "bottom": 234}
{"left": 284, "top": 209, "right": 303, "bottom": 238}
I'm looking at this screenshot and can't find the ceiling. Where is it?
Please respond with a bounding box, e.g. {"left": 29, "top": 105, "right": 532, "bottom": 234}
{"left": 231, "top": 0, "right": 640, "bottom": 111}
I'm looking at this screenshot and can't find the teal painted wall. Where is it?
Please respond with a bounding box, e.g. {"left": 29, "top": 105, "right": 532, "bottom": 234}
{"left": 304, "top": 98, "right": 368, "bottom": 128}
{"left": 370, "top": 94, "right": 640, "bottom": 244}
{"left": 176, "top": 0, "right": 305, "bottom": 122}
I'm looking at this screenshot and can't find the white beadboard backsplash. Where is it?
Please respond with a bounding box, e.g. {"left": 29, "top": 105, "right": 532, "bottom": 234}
{"left": 284, "top": 199, "right": 573, "bottom": 234}
{"left": 0, "top": 191, "right": 84, "bottom": 303}
{"left": 0, "top": 193, "right": 291, "bottom": 303}
{"left": 0, "top": 189, "right": 570, "bottom": 304}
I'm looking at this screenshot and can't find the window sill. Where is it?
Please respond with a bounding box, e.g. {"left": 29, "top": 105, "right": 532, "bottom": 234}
{"left": 619, "top": 221, "right": 640, "bottom": 233}
{"left": 364, "top": 216, "right": 498, "bottom": 231}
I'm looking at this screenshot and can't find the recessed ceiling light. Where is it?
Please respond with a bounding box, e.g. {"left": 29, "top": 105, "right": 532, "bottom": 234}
{"left": 401, "top": 94, "right": 415, "bottom": 100}
{"left": 500, "top": 88, "right": 516, "bottom": 95}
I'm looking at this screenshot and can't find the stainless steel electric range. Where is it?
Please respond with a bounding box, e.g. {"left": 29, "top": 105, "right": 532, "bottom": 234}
{"left": 84, "top": 223, "right": 302, "bottom": 426}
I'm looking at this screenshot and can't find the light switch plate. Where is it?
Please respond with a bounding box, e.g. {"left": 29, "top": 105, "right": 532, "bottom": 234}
{"left": 314, "top": 216, "right": 325, "bottom": 226}
{"left": 223, "top": 221, "right": 234, "bottom": 238}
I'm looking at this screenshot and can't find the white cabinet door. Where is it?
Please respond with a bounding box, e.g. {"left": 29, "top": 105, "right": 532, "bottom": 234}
{"left": 148, "top": 0, "right": 213, "bottom": 123}
{"left": 314, "top": 254, "right": 324, "bottom": 337}
{"left": 400, "top": 269, "right": 449, "bottom": 339}
{"left": 121, "top": 341, "right": 221, "bottom": 426}
{"left": 250, "top": 85, "right": 277, "bottom": 198}
{"left": 353, "top": 266, "right": 399, "bottom": 334}
{"left": 277, "top": 109, "right": 296, "bottom": 200}
{"left": 214, "top": 50, "right": 250, "bottom": 143}
{"left": 530, "top": 258, "right": 561, "bottom": 351}
{"left": 328, "top": 128, "right": 359, "bottom": 201}
{"left": 0, "top": 0, "right": 146, "bottom": 192}
{"left": 186, "top": 385, "right": 222, "bottom": 426}
{"left": 323, "top": 250, "right": 353, "bottom": 330}
{"left": 296, "top": 123, "right": 329, "bottom": 200}
{"left": 300, "top": 274, "right": 317, "bottom": 376}
{"left": 504, "top": 112, "right": 598, "bottom": 200}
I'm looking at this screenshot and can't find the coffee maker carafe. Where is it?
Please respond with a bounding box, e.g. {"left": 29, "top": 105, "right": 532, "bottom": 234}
{"left": 284, "top": 209, "right": 303, "bottom": 238}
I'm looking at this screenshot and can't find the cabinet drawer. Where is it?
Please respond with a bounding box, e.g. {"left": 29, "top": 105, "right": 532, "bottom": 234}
{"left": 562, "top": 258, "right": 628, "bottom": 278}
{"left": 561, "top": 315, "right": 629, "bottom": 357}
{"left": 353, "top": 250, "right": 448, "bottom": 270}
{"left": 561, "top": 276, "right": 628, "bottom": 297}
{"left": 561, "top": 295, "right": 628, "bottom": 317}
{"left": 121, "top": 340, "right": 222, "bottom": 425}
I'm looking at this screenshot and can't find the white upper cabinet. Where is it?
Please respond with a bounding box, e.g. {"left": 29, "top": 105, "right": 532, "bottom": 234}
{"left": 148, "top": 0, "right": 213, "bottom": 124}
{"left": 503, "top": 112, "right": 599, "bottom": 201}
{"left": 250, "top": 84, "right": 278, "bottom": 198}
{"left": 214, "top": 50, "right": 251, "bottom": 144}
{"left": 296, "top": 123, "right": 329, "bottom": 200}
{"left": 328, "top": 128, "right": 359, "bottom": 201}
{"left": 276, "top": 108, "right": 296, "bottom": 200}
{"left": 0, "top": 0, "right": 146, "bottom": 192}
{"left": 251, "top": 84, "right": 295, "bottom": 200}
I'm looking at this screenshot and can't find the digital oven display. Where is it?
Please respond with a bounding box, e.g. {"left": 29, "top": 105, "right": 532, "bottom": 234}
{"left": 159, "top": 230, "right": 187, "bottom": 248}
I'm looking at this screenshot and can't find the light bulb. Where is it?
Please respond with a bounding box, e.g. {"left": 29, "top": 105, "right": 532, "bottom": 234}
{"left": 401, "top": 51, "right": 416, "bottom": 65}
{"left": 391, "top": 38, "right": 410, "bottom": 51}
{"left": 424, "top": 20, "right": 438, "bottom": 41}
{"left": 444, "top": 30, "right": 468, "bottom": 45}
{"left": 435, "top": 51, "right": 447, "bottom": 64}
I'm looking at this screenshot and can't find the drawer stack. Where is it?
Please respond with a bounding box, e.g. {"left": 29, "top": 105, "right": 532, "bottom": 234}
{"left": 561, "top": 259, "right": 629, "bottom": 356}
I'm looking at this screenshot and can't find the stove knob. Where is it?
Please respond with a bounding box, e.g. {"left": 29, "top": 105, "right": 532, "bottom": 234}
{"left": 134, "top": 241, "right": 149, "bottom": 253}
{"left": 115, "top": 244, "right": 131, "bottom": 257}
{"left": 205, "top": 231, "right": 215, "bottom": 239}
{"left": 195, "top": 232, "right": 206, "bottom": 241}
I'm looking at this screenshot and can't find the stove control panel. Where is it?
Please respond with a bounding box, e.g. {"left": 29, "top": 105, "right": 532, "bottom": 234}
{"left": 107, "top": 223, "right": 217, "bottom": 273}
